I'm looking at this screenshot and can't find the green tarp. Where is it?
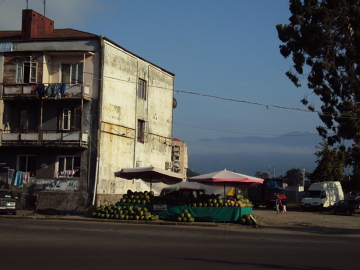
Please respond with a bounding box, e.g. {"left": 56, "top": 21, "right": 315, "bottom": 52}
{"left": 116, "top": 203, "right": 252, "bottom": 222}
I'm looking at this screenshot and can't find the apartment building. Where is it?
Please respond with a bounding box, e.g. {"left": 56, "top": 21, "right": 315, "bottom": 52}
{"left": 0, "top": 10, "right": 176, "bottom": 211}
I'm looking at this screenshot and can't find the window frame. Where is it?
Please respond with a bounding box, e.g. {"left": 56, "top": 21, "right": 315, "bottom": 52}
{"left": 60, "top": 63, "right": 84, "bottom": 85}
{"left": 16, "top": 57, "right": 37, "bottom": 84}
{"left": 57, "top": 156, "right": 80, "bottom": 177}
{"left": 137, "top": 79, "right": 147, "bottom": 100}
{"left": 17, "top": 155, "right": 37, "bottom": 176}
{"left": 19, "top": 108, "right": 38, "bottom": 131}
{"left": 137, "top": 119, "right": 146, "bottom": 143}
{"left": 58, "top": 108, "right": 81, "bottom": 131}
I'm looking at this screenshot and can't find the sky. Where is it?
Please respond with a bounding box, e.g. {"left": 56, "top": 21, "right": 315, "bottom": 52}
{"left": 0, "top": 0, "right": 324, "bottom": 144}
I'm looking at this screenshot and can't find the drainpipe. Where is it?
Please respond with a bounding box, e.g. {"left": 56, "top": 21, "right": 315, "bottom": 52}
{"left": 92, "top": 36, "right": 104, "bottom": 206}
{"left": 133, "top": 61, "right": 138, "bottom": 168}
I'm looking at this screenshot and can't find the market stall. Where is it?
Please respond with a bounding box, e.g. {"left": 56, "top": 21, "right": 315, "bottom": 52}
{"left": 108, "top": 168, "right": 262, "bottom": 223}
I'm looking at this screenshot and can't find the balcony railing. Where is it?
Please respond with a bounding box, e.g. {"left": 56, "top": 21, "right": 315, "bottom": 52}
{"left": 2, "top": 83, "right": 91, "bottom": 99}
{"left": 0, "top": 130, "right": 89, "bottom": 147}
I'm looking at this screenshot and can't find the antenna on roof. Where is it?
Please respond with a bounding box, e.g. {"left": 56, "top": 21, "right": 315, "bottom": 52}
{"left": 26, "top": 0, "right": 28, "bottom": 9}
{"left": 43, "top": 0, "right": 46, "bottom": 17}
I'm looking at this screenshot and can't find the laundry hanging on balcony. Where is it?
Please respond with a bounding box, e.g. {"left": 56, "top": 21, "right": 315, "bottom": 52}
{"left": 13, "top": 171, "right": 23, "bottom": 187}
{"left": 22, "top": 172, "right": 30, "bottom": 185}
{"left": 54, "top": 170, "right": 78, "bottom": 178}
{"left": 7, "top": 169, "right": 14, "bottom": 185}
{"left": 36, "top": 83, "right": 66, "bottom": 99}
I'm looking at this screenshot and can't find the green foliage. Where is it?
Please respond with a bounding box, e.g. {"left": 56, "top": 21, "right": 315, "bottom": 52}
{"left": 311, "top": 140, "right": 345, "bottom": 183}
{"left": 255, "top": 171, "right": 269, "bottom": 179}
{"left": 283, "top": 168, "right": 304, "bottom": 186}
{"left": 187, "top": 168, "right": 200, "bottom": 178}
{"left": 277, "top": 0, "right": 360, "bottom": 145}
{"left": 277, "top": 0, "right": 360, "bottom": 190}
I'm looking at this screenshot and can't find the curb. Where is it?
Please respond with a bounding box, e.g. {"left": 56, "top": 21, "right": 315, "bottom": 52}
{"left": 0, "top": 214, "right": 226, "bottom": 228}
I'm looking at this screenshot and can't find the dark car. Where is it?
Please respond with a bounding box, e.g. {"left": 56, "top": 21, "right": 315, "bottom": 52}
{"left": 331, "top": 199, "right": 360, "bottom": 216}
{"left": 160, "top": 187, "right": 206, "bottom": 199}
{"left": 0, "top": 189, "right": 17, "bottom": 215}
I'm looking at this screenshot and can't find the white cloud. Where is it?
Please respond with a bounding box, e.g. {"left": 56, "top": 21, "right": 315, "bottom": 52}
{"left": 0, "top": 0, "right": 98, "bottom": 31}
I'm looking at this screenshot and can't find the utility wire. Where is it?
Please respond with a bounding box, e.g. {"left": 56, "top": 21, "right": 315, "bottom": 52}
{"left": 3, "top": 52, "right": 359, "bottom": 121}
{"left": 173, "top": 122, "right": 322, "bottom": 137}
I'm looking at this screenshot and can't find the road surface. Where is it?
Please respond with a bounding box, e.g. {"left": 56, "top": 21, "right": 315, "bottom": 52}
{"left": 0, "top": 218, "right": 358, "bottom": 270}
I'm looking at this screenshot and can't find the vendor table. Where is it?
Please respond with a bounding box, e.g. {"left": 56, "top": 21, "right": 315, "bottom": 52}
{"left": 116, "top": 203, "right": 252, "bottom": 222}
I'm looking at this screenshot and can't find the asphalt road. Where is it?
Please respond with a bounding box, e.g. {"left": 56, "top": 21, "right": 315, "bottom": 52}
{"left": 0, "top": 218, "right": 359, "bottom": 270}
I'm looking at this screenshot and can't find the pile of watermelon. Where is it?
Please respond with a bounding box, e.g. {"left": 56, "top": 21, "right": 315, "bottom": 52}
{"left": 176, "top": 209, "right": 195, "bottom": 222}
{"left": 225, "top": 194, "right": 253, "bottom": 208}
{"left": 91, "top": 204, "right": 159, "bottom": 221}
{"left": 118, "top": 190, "right": 155, "bottom": 204}
{"left": 238, "top": 214, "right": 258, "bottom": 225}
{"left": 160, "top": 193, "right": 225, "bottom": 207}
{"left": 116, "top": 189, "right": 252, "bottom": 209}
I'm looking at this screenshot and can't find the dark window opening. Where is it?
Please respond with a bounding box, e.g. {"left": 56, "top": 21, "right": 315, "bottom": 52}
{"left": 137, "top": 119, "right": 145, "bottom": 143}
{"left": 19, "top": 109, "right": 38, "bottom": 131}
{"left": 18, "top": 155, "right": 36, "bottom": 176}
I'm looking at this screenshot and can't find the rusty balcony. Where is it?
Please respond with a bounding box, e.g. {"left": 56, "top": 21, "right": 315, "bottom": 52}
{"left": 0, "top": 130, "right": 89, "bottom": 148}
{"left": 1, "top": 83, "right": 91, "bottom": 99}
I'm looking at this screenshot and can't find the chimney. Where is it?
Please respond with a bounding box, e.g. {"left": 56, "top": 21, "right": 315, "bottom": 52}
{"left": 21, "top": 9, "right": 54, "bottom": 39}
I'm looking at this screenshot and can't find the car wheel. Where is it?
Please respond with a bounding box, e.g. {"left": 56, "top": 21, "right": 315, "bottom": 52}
{"left": 331, "top": 208, "right": 336, "bottom": 215}
{"left": 346, "top": 210, "right": 352, "bottom": 216}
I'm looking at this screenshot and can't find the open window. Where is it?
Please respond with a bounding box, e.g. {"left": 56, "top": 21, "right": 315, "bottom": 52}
{"left": 16, "top": 57, "right": 37, "bottom": 83}
{"left": 19, "top": 109, "right": 38, "bottom": 131}
{"left": 58, "top": 108, "right": 81, "bottom": 131}
{"left": 17, "top": 155, "right": 37, "bottom": 176}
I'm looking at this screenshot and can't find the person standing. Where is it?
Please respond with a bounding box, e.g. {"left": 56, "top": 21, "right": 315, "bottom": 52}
{"left": 282, "top": 203, "right": 288, "bottom": 214}
{"left": 275, "top": 193, "right": 282, "bottom": 214}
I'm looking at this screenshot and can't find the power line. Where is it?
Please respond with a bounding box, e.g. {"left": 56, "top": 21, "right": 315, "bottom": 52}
{"left": 2, "top": 52, "right": 359, "bottom": 121}
{"left": 173, "top": 122, "right": 324, "bottom": 137}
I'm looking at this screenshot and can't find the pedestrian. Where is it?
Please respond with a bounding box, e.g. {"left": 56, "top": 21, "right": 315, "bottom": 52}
{"left": 282, "top": 203, "right": 287, "bottom": 214}
{"left": 275, "top": 193, "right": 282, "bottom": 214}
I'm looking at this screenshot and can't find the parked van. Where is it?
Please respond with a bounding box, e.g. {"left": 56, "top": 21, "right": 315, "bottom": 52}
{"left": 300, "top": 181, "right": 344, "bottom": 210}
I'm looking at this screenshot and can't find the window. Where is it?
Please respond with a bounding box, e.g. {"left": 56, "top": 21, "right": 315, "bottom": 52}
{"left": 57, "top": 156, "right": 80, "bottom": 177}
{"left": 58, "top": 108, "right": 81, "bottom": 131}
{"left": 62, "top": 108, "right": 71, "bottom": 130}
{"left": 137, "top": 79, "right": 147, "bottom": 99}
{"left": 17, "top": 155, "right": 36, "bottom": 176}
{"left": 137, "top": 119, "right": 145, "bottom": 143}
{"left": 16, "top": 57, "right": 37, "bottom": 83}
{"left": 61, "top": 63, "right": 83, "bottom": 84}
{"left": 19, "top": 109, "right": 38, "bottom": 131}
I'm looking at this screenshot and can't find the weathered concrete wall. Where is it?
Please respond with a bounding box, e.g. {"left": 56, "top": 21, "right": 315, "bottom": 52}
{"left": 94, "top": 40, "right": 175, "bottom": 205}
{"left": 35, "top": 191, "right": 88, "bottom": 212}
{"left": 0, "top": 53, "right": 4, "bottom": 130}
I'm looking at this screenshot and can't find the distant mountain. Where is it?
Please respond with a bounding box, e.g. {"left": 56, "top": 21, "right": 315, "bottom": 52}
{"left": 187, "top": 132, "right": 323, "bottom": 177}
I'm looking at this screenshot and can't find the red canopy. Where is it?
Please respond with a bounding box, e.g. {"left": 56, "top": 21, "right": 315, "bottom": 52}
{"left": 188, "top": 169, "right": 264, "bottom": 189}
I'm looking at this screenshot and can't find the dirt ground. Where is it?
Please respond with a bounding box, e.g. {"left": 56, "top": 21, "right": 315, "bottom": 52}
{"left": 252, "top": 207, "right": 360, "bottom": 230}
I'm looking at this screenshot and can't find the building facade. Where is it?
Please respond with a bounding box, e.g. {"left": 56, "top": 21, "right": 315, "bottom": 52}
{"left": 0, "top": 10, "right": 176, "bottom": 211}
{"left": 171, "top": 138, "right": 188, "bottom": 179}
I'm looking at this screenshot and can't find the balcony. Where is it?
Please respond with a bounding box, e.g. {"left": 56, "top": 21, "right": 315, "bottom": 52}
{"left": 0, "top": 130, "right": 89, "bottom": 147}
{"left": 2, "top": 83, "right": 91, "bottom": 100}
